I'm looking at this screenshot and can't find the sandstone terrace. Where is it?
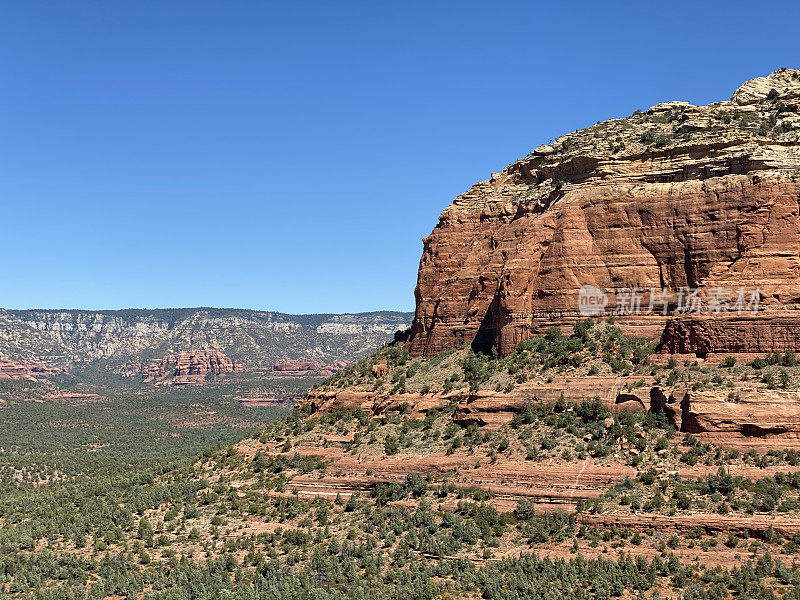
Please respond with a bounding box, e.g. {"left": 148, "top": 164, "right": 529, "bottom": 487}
{"left": 308, "top": 319, "right": 800, "bottom": 449}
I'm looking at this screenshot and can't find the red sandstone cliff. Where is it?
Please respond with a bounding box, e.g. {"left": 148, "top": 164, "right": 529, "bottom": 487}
{"left": 0, "top": 356, "right": 63, "bottom": 382}
{"left": 142, "top": 350, "right": 243, "bottom": 385}
{"left": 306, "top": 70, "right": 800, "bottom": 448}
{"left": 407, "top": 69, "right": 800, "bottom": 357}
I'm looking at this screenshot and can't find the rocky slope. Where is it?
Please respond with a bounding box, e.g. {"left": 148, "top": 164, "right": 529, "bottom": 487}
{"left": 408, "top": 68, "right": 800, "bottom": 357}
{"left": 310, "top": 70, "right": 800, "bottom": 448}
{"left": 247, "top": 405, "right": 800, "bottom": 537}
{"left": 0, "top": 308, "right": 411, "bottom": 377}
{"left": 13, "top": 397, "right": 800, "bottom": 599}
{"left": 308, "top": 319, "right": 800, "bottom": 446}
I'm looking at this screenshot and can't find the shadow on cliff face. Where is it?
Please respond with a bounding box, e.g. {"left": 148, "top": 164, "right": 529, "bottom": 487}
{"left": 649, "top": 386, "right": 697, "bottom": 433}
{"left": 741, "top": 424, "right": 790, "bottom": 437}
{"left": 470, "top": 296, "right": 500, "bottom": 355}
{"left": 615, "top": 393, "right": 647, "bottom": 411}
{"left": 649, "top": 387, "right": 794, "bottom": 439}
{"left": 657, "top": 317, "right": 714, "bottom": 359}
{"left": 679, "top": 392, "right": 703, "bottom": 434}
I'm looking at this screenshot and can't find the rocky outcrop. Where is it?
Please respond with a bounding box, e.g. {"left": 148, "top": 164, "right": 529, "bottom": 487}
{"left": 305, "top": 70, "right": 800, "bottom": 449}
{"left": 236, "top": 396, "right": 297, "bottom": 407}
{"left": 0, "top": 356, "right": 63, "bottom": 382}
{"left": 407, "top": 69, "right": 800, "bottom": 357}
{"left": 142, "top": 359, "right": 169, "bottom": 383}
{"left": 269, "top": 359, "right": 347, "bottom": 377}
{"left": 309, "top": 375, "right": 800, "bottom": 448}
{"left": 173, "top": 350, "right": 243, "bottom": 384}
{"left": 143, "top": 350, "right": 243, "bottom": 385}
{"left": 660, "top": 311, "right": 800, "bottom": 356}
{"left": 307, "top": 374, "right": 650, "bottom": 428}
{"left": 45, "top": 392, "right": 105, "bottom": 404}
{"left": 651, "top": 386, "right": 800, "bottom": 447}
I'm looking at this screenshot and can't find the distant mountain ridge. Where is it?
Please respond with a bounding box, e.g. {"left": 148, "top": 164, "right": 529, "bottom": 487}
{"left": 0, "top": 308, "right": 412, "bottom": 375}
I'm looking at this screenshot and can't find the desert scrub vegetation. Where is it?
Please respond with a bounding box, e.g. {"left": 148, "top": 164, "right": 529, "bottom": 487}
{"left": 285, "top": 389, "right": 800, "bottom": 484}
{"left": 5, "top": 373, "right": 800, "bottom": 600}
{"left": 284, "top": 393, "right": 684, "bottom": 474}
{"left": 316, "top": 319, "right": 656, "bottom": 395}
{"left": 591, "top": 462, "right": 800, "bottom": 523}
{"left": 4, "top": 402, "right": 800, "bottom": 599}
{"left": 0, "top": 379, "right": 291, "bottom": 496}
{"left": 534, "top": 77, "right": 799, "bottom": 169}
{"left": 651, "top": 350, "right": 800, "bottom": 392}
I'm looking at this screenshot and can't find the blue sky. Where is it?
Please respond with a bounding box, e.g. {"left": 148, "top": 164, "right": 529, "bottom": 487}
{"left": 2, "top": 1, "right": 799, "bottom": 313}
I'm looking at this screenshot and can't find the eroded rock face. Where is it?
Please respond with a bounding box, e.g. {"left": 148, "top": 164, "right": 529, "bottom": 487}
{"left": 0, "top": 356, "right": 63, "bottom": 382}
{"left": 308, "top": 70, "right": 800, "bottom": 448}
{"left": 651, "top": 386, "right": 800, "bottom": 447}
{"left": 142, "top": 350, "right": 243, "bottom": 385}
{"left": 408, "top": 69, "right": 800, "bottom": 357}
{"left": 270, "top": 359, "right": 346, "bottom": 377}
{"left": 307, "top": 373, "right": 650, "bottom": 428}
{"left": 661, "top": 312, "right": 800, "bottom": 355}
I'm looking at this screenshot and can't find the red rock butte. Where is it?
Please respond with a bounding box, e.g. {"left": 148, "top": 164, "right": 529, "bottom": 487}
{"left": 406, "top": 69, "right": 800, "bottom": 358}
{"left": 0, "top": 356, "right": 63, "bottom": 382}
{"left": 143, "top": 350, "right": 243, "bottom": 385}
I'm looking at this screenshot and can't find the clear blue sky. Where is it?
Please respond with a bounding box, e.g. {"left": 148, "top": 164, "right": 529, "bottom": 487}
{"left": 2, "top": 1, "right": 798, "bottom": 313}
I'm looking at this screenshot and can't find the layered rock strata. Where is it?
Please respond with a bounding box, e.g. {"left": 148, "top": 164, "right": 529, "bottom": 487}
{"left": 308, "top": 374, "right": 649, "bottom": 428}
{"left": 142, "top": 350, "right": 243, "bottom": 385}
{"left": 661, "top": 311, "right": 800, "bottom": 356}
{"left": 407, "top": 69, "right": 800, "bottom": 357}
{"left": 0, "top": 308, "right": 412, "bottom": 373}
{"left": 0, "top": 356, "right": 63, "bottom": 381}
{"left": 308, "top": 70, "right": 800, "bottom": 449}
{"left": 651, "top": 387, "right": 800, "bottom": 447}
{"left": 269, "top": 359, "right": 347, "bottom": 378}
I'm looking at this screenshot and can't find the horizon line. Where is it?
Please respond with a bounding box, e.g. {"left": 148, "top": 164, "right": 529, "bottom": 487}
{"left": 0, "top": 305, "right": 415, "bottom": 316}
